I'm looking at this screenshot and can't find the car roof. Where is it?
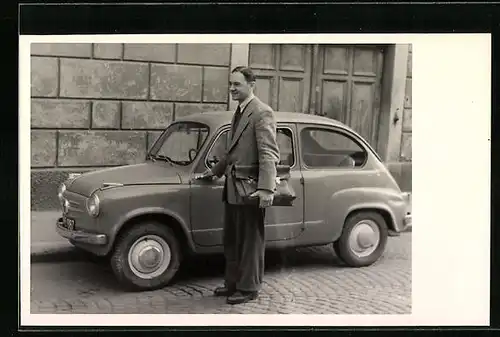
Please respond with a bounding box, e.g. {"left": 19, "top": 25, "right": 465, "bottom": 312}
{"left": 175, "top": 110, "right": 350, "bottom": 130}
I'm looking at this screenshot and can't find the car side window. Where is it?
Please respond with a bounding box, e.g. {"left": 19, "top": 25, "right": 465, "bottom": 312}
{"left": 276, "top": 128, "right": 294, "bottom": 167}
{"left": 206, "top": 129, "right": 229, "bottom": 168}
{"left": 300, "top": 127, "right": 367, "bottom": 168}
{"left": 205, "top": 127, "right": 295, "bottom": 168}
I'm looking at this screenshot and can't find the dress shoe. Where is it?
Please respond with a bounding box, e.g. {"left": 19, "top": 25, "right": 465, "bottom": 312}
{"left": 213, "top": 285, "right": 236, "bottom": 297}
{"left": 226, "top": 291, "right": 258, "bottom": 304}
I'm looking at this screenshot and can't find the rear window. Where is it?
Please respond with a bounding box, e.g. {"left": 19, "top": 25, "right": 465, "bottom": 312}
{"left": 300, "top": 127, "right": 368, "bottom": 168}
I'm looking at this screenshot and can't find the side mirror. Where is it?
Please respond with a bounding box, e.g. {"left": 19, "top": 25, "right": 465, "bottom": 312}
{"left": 207, "top": 155, "right": 219, "bottom": 168}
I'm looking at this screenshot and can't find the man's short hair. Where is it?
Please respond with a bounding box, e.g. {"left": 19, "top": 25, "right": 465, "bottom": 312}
{"left": 231, "top": 66, "right": 256, "bottom": 83}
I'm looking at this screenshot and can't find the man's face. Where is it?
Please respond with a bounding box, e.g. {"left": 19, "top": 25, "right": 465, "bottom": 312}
{"left": 229, "top": 71, "right": 254, "bottom": 103}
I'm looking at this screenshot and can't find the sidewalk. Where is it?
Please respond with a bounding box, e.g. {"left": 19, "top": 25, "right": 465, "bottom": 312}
{"left": 30, "top": 211, "right": 78, "bottom": 262}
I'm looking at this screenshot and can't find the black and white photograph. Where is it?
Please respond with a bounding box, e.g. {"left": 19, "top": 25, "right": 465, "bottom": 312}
{"left": 19, "top": 34, "right": 490, "bottom": 327}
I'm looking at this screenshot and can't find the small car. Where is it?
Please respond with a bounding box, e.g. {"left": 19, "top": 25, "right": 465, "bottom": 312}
{"left": 56, "top": 110, "right": 412, "bottom": 291}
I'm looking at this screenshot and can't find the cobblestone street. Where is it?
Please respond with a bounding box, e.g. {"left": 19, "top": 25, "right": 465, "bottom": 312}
{"left": 30, "top": 233, "right": 411, "bottom": 314}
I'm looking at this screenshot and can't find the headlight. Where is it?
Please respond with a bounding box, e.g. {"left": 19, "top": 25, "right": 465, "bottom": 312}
{"left": 86, "top": 193, "right": 100, "bottom": 217}
{"left": 58, "top": 183, "right": 66, "bottom": 201}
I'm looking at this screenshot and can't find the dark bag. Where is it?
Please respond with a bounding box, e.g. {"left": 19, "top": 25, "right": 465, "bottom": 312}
{"left": 232, "top": 164, "right": 296, "bottom": 207}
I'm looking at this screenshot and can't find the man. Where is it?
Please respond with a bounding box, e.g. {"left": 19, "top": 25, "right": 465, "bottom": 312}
{"left": 197, "top": 66, "right": 280, "bottom": 305}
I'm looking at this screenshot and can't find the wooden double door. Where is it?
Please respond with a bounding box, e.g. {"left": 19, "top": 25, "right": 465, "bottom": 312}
{"left": 248, "top": 44, "right": 385, "bottom": 149}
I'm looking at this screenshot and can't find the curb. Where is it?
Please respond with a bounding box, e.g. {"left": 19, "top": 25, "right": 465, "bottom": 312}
{"left": 30, "top": 242, "right": 86, "bottom": 263}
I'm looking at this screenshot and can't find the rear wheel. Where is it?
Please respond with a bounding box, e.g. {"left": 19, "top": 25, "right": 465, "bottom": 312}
{"left": 333, "top": 211, "right": 388, "bottom": 267}
{"left": 110, "top": 222, "right": 181, "bottom": 291}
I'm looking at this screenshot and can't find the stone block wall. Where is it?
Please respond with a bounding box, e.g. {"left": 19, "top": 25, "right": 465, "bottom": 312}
{"left": 31, "top": 43, "right": 231, "bottom": 209}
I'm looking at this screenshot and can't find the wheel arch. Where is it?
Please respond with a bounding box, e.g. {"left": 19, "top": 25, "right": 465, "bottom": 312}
{"left": 333, "top": 207, "right": 391, "bottom": 268}
{"left": 328, "top": 187, "right": 406, "bottom": 242}
{"left": 110, "top": 211, "right": 195, "bottom": 257}
{"left": 344, "top": 205, "right": 396, "bottom": 232}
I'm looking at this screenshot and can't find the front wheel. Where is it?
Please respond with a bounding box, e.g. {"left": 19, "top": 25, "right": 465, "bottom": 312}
{"left": 333, "top": 211, "right": 388, "bottom": 267}
{"left": 110, "top": 222, "right": 182, "bottom": 291}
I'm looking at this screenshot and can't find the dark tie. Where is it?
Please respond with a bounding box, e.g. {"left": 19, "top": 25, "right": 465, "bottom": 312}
{"left": 231, "top": 105, "right": 242, "bottom": 140}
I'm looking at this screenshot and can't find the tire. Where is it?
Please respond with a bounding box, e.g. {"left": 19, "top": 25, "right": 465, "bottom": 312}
{"left": 110, "top": 222, "right": 182, "bottom": 291}
{"left": 333, "top": 211, "right": 388, "bottom": 267}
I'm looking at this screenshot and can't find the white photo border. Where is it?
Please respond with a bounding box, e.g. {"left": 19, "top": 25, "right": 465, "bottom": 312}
{"left": 20, "top": 33, "right": 491, "bottom": 327}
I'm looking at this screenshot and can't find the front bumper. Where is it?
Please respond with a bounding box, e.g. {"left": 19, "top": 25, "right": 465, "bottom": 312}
{"left": 402, "top": 213, "right": 412, "bottom": 231}
{"left": 56, "top": 217, "right": 108, "bottom": 245}
{"left": 404, "top": 213, "right": 412, "bottom": 226}
{"left": 401, "top": 192, "right": 412, "bottom": 231}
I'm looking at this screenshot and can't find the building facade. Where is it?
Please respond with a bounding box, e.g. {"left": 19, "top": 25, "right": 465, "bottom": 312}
{"left": 30, "top": 43, "right": 412, "bottom": 210}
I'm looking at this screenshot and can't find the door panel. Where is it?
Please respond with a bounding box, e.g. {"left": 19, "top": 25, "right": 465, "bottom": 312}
{"left": 353, "top": 47, "right": 379, "bottom": 76}
{"left": 190, "top": 129, "right": 229, "bottom": 247}
{"left": 264, "top": 168, "right": 304, "bottom": 242}
{"left": 351, "top": 81, "right": 377, "bottom": 143}
{"left": 264, "top": 125, "right": 304, "bottom": 242}
{"left": 255, "top": 77, "right": 274, "bottom": 109}
{"left": 249, "top": 44, "right": 312, "bottom": 113}
{"left": 249, "top": 44, "right": 276, "bottom": 70}
{"left": 313, "top": 45, "right": 384, "bottom": 148}
{"left": 190, "top": 125, "right": 304, "bottom": 247}
{"left": 190, "top": 176, "right": 226, "bottom": 246}
{"left": 279, "top": 77, "right": 304, "bottom": 113}
{"left": 323, "top": 46, "right": 349, "bottom": 75}
{"left": 280, "top": 45, "right": 308, "bottom": 71}
{"left": 321, "top": 80, "right": 348, "bottom": 122}
{"left": 298, "top": 124, "right": 373, "bottom": 241}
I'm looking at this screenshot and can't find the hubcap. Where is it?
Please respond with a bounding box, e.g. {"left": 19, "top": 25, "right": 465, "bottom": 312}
{"left": 348, "top": 220, "right": 380, "bottom": 258}
{"left": 127, "top": 235, "right": 171, "bottom": 279}
{"left": 138, "top": 246, "right": 162, "bottom": 268}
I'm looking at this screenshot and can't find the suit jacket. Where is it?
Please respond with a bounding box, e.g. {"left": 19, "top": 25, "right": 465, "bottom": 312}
{"left": 211, "top": 96, "right": 280, "bottom": 205}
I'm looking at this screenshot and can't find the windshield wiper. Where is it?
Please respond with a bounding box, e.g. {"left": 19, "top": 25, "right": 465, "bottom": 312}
{"left": 146, "top": 153, "right": 156, "bottom": 162}
{"left": 154, "top": 154, "right": 176, "bottom": 166}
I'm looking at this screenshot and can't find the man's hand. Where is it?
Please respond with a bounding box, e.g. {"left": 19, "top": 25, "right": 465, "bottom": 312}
{"left": 194, "top": 168, "right": 216, "bottom": 181}
{"left": 250, "top": 189, "right": 274, "bottom": 208}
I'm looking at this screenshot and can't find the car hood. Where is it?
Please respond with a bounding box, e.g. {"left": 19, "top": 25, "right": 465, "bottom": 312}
{"left": 66, "top": 162, "right": 184, "bottom": 197}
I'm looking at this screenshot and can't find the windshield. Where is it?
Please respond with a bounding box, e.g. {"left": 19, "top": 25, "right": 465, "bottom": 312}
{"left": 149, "top": 122, "right": 210, "bottom": 166}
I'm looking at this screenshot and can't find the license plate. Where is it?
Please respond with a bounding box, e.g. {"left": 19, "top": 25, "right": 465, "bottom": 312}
{"left": 63, "top": 216, "right": 75, "bottom": 231}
